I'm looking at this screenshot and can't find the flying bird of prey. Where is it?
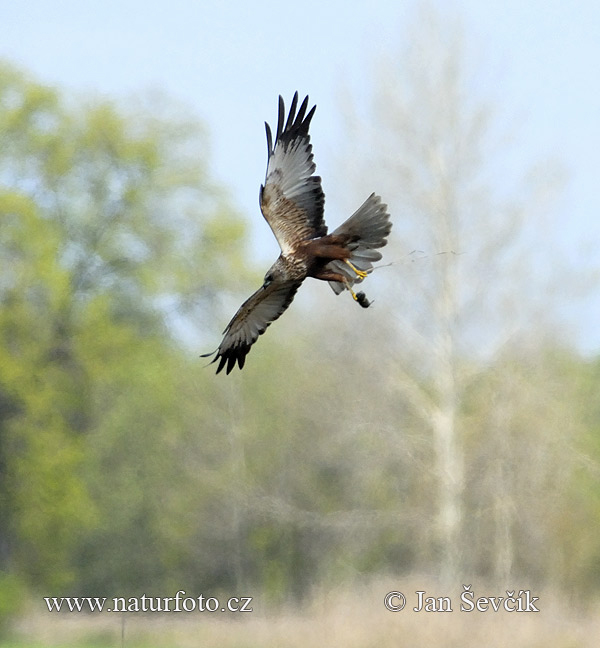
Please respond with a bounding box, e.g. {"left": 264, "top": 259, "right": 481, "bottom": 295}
{"left": 202, "top": 93, "right": 392, "bottom": 374}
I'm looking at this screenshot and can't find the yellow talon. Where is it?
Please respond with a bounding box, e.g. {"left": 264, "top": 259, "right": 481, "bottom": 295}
{"left": 344, "top": 279, "right": 359, "bottom": 300}
{"left": 344, "top": 259, "right": 368, "bottom": 279}
{"left": 344, "top": 282, "right": 371, "bottom": 308}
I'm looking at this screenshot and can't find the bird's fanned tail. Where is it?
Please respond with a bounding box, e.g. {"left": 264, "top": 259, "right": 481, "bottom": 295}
{"left": 326, "top": 193, "right": 392, "bottom": 295}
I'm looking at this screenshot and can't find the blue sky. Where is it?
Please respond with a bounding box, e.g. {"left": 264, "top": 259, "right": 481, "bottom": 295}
{"left": 1, "top": 0, "right": 599, "bottom": 351}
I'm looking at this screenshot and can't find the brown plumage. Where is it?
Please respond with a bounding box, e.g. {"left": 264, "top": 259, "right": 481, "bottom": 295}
{"left": 202, "top": 93, "right": 392, "bottom": 374}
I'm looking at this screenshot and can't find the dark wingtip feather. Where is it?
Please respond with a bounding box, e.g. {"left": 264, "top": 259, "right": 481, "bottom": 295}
{"left": 303, "top": 104, "right": 316, "bottom": 132}
{"left": 295, "top": 95, "right": 309, "bottom": 126}
{"left": 265, "top": 94, "right": 316, "bottom": 154}
{"left": 205, "top": 345, "right": 251, "bottom": 375}
{"left": 226, "top": 354, "right": 236, "bottom": 375}
{"left": 284, "top": 92, "right": 298, "bottom": 132}
{"left": 200, "top": 349, "right": 218, "bottom": 365}
{"left": 216, "top": 355, "right": 227, "bottom": 374}
{"left": 276, "top": 95, "right": 285, "bottom": 140}
{"left": 200, "top": 350, "right": 223, "bottom": 372}
{"left": 265, "top": 122, "right": 273, "bottom": 156}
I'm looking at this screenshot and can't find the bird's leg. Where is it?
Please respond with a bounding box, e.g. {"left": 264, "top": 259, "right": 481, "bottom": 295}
{"left": 343, "top": 259, "right": 368, "bottom": 279}
{"left": 345, "top": 281, "right": 359, "bottom": 301}
{"left": 343, "top": 280, "right": 371, "bottom": 308}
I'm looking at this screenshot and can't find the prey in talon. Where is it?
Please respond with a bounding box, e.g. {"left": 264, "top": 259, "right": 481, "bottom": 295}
{"left": 202, "top": 92, "right": 392, "bottom": 374}
{"left": 356, "top": 292, "right": 371, "bottom": 308}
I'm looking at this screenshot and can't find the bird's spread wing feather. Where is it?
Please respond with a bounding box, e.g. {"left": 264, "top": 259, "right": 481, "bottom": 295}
{"left": 259, "top": 92, "right": 326, "bottom": 254}
{"left": 201, "top": 279, "right": 302, "bottom": 374}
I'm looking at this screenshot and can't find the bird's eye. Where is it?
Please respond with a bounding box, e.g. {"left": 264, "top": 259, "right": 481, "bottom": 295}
{"left": 263, "top": 274, "right": 273, "bottom": 287}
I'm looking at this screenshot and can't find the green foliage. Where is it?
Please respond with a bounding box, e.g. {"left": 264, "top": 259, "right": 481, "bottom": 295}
{"left": 0, "top": 572, "right": 26, "bottom": 637}
{"left": 0, "top": 59, "right": 248, "bottom": 625}
{"left": 0, "top": 193, "right": 90, "bottom": 590}
{"left": 0, "top": 56, "right": 599, "bottom": 642}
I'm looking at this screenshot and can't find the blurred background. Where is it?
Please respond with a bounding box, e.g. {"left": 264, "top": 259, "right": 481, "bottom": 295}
{"left": 1, "top": 1, "right": 599, "bottom": 645}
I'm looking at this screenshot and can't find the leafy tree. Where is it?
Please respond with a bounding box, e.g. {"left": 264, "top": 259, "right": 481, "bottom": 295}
{"left": 0, "top": 60, "right": 247, "bottom": 602}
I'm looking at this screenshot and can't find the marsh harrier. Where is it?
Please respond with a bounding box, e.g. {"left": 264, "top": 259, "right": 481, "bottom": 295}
{"left": 202, "top": 93, "right": 392, "bottom": 374}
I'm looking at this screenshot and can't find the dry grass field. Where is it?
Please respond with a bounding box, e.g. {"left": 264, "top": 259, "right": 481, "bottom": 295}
{"left": 7, "top": 580, "right": 600, "bottom": 648}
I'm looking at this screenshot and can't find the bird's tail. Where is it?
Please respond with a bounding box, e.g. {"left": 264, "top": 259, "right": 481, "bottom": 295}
{"left": 326, "top": 193, "right": 392, "bottom": 295}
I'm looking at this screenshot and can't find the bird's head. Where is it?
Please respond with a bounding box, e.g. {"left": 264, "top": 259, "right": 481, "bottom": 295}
{"left": 263, "top": 272, "right": 274, "bottom": 288}
{"left": 263, "top": 257, "right": 286, "bottom": 288}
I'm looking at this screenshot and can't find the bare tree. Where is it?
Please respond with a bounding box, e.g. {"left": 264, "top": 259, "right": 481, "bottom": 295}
{"left": 332, "top": 6, "right": 571, "bottom": 584}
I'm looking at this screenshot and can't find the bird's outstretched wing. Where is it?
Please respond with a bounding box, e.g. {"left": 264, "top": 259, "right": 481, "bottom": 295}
{"left": 201, "top": 279, "right": 302, "bottom": 374}
{"left": 259, "top": 92, "right": 327, "bottom": 255}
